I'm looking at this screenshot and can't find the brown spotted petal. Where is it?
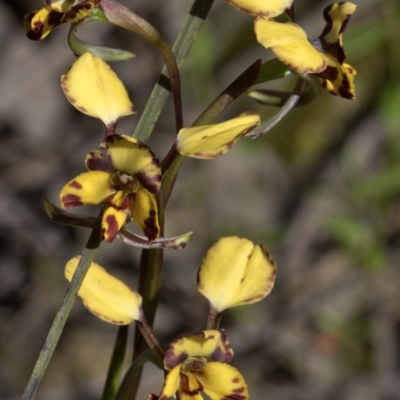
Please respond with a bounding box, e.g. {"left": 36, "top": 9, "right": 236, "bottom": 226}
{"left": 102, "top": 191, "right": 130, "bottom": 242}
{"left": 24, "top": 6, "right": 63, "bottom": 40}
{"left": 129, "top": 186, "right": 160, "bottom": 242}
{"left": 164, "top": 330, "right": 233, "bottom": 371}
{"left": 85, "top": 150, "right": 113, "bottom": 171}
{"left": 60, "top": 170, "right": 115, "bottom": 208}
{"left": 197, "top": 237, "right": 276, "bottom": 312}
{"left": 104, "top": 135, "right": 161, "bottom": 194}
{"left": 62, "top": 0, "right": 98, "bottom": 23}
{"left": 319, "top": 2, "right": 357, "bottom": 63}
{"left": 199, "top": 362, "right": 249, "bottom": 400}
{"left": 317, "top": 60, "right": 357, "bottom": 99}
{"left": 255, "top": 17, "right": 327, "bottom": 74}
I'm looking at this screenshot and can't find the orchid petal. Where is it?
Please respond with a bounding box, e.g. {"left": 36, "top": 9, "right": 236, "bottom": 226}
{"left": 46, "top": 0, "right": 74, "bottom": 13}
{"left": 61, "top": 53, "right": 135, "bottom": 128}
{"left": 159, "top": 365, "right": 180, "bottom": 400}
{"left": 102, "top": 192, "right": 130, "bottom": 242}
{"left": 318, "top": 61, "right": 357, "bottom": 99}
{"left": 228, "top": 0, "right": 293, "bottom": 17}
{"left": 130, "top": 187, "right": 160, "bottom": 241}
{"left": 177, "top": 113, "right": 260, "bottom": 159}
{"left": 85, "top": 150, "right": 113, "bottom": 171}
{"left": 198, "top": 362, "right": 249, "bottom": 400}
{"left": 164, "top": 330, "right": 233, "bottom": 370}
{"left": 104, "top": 135, "right": 161, "bottom": 194}
{"left": 179, "top": 373, "right": 203, "bottom": 400}
{"left": 255, "top": 17, "right": 326, "bottom": 74}
{"left": 60, "top": 170, "right": 114, "bottom": 208}
{"left": 197, "top": 237, "right": 276, "bottom": 312}
{"left": 321, "top": 3, "right": 357, "bottom": 50}
{"left": 24, "top": 6, "right": 63, "bottom": 40}
{"left": 65, "top": 256, "right": 142, "bottom": 324}
{"left": 63, "top": 1, "right": 96, "bottom": 23}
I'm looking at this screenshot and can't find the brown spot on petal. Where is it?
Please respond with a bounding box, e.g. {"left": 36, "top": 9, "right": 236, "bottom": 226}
{"left": 221, "top": 393, "right": 247, "bottom": 400}
{"left": 136, "top": 170, "right": 161, "bottom": 194}
{"left": 180, "top": 373, "right": 203, "bottom": 395}
{"left": 143, "top": 210, "right": 159, "bottom": 242}
{"left": 86, "top": 152, "right": 113, "bottom": 171}
{"left": 320, "top": 38, "right": 345, "bottom": 64}
{"left": 104, "top": 213, "right": 119, "bottom": 242}
{"left": 47, "top": 9, "right": 63, "bottom": 26}
{"left": 61, "top": 194, "right": 83, "bottom": 208}
{"left": 210, "top": 331, "right": 233, "bottom": 363}
{"left": 78, "top": 106, "right": 87, "bottom": 113}
{"left": 63, "top": 2, "right": 93, "bottom": 21}
{"left": 233, "top": 388, "right": 245, "bottom": 394}
{"left": 164, "top": 351, "right": 188, "bottom": 370}
{"left": 66, "top": 95, "right": 76, "bottom": 104}
{"left": 260, "top": 245, "right": 276, "bottom": 267}
{"left": 69, "top": 180, "right": 83, "bottom": 189}
{"left": 232, "top": 377, "right": 240, "bottom": 384}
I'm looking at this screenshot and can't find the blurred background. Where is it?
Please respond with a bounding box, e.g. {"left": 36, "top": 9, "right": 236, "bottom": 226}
{"left": 1, "top": 0, "right": 400, "bottom": 399}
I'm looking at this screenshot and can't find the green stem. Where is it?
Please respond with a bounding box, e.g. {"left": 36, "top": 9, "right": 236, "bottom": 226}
{"left": 101, "top": 325, "right": 129, "bottom": 400}
{"left": 247, "top": 75, "right": 309, "bottom": 139}
{"left": 22, "top": 226, "right": 102, "bottom": 400}
{"left": 121, "top": 1, "right": 216, "bottom": 397}
{"left": 137, "top": 310, "right": 165, "bottom": 365}
{"left": 133, "top": 247, "right": 164, "bottom": 360}
{"left": 133, "top": 0, "right": 216, "bottom": 142}
{"left": 115, "top": 349, "right": 163, "bottom": 400}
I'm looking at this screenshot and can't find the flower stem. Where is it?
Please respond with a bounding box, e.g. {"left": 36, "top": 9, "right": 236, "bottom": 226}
{"left": 101, "top": 325, "right": 129, "bottom": 400}
{"left": 137, "top": 309, "right": 165, "bottom": 364}
{"left": 247, "top": 75, "right": 309, "bottom": 139}
{"left": 22, "top": 226, "right": 102, "bottom": 400}
{"left": 206, "top": 305, "right": 222, "bottom": 330}
{"left": 133, "top": 0, "right": 216, "bottom": 142}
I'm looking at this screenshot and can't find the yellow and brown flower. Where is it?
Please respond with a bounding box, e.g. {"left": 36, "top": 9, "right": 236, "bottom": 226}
{"left": 60, "top": 134, "right": 161, "bottom": 242}
{"left": 159, "top": 330, "right": 248, "bottom": 400}
{"left": 24, "top": 0, "right": 100, "bottom": 40}
{"left": 255, "top": 2, "right": 357, "bottom": 99}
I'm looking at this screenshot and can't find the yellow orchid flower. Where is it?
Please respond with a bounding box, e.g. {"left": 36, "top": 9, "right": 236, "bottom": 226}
{"left": 159, "top": 330, "right": 248, "bottom": 400}
{"left": 65, "top": 256, "right": 142, "bottom": 324}
{"left": 197, "top": 237, "right": 276, "bottom": 312}
{"left": 176, "top": 113, "right": 260, "bottom": 159}
{"left": 61, "top": 52, "right": 136, "bottom": 135}
{"left": 255, "top": 2, "right": 357, "bottom": 99}
{"left": 24, "top": 0, "right": 100, "bottom": 40}
{"left": 60, "top": 134, "right": 161, "bottom": 242}
{"left": 228, "top": 0, "right": 294, "bottom": 17}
